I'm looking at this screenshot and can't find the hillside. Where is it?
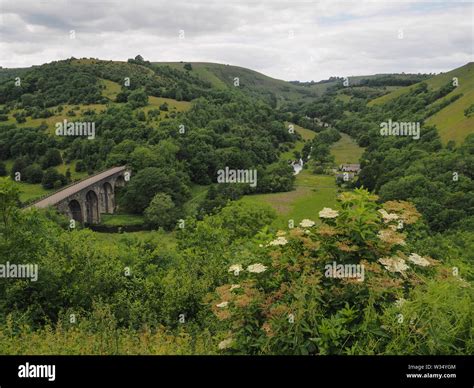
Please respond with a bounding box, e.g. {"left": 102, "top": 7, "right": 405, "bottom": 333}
{"left": 153, "top": 62, "right": 321, "bottom": 106}
{"left": 0, "top": 57, "right": 472, "bottom": 360}
{"left": 369, "top": 63, "right": 474, "bottom": 143}
{"left": 158, "top": 63, "right": 431, "bottom": 107}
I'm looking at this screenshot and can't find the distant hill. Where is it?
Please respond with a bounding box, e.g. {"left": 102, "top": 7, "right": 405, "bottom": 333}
{"left": 152, "top": 62, "right": 321, "bottom": 107}
{"left": 155, "top": 63, "right": 429, "bottom": 107}
{"left": 368, "top": 63, "right": 474, "bottom": 144}
{"left": 1, "top": 58, "right": 471, "bottom": 144}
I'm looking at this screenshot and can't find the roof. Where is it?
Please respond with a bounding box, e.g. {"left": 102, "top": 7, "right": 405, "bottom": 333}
{"left": 340, "top": 164, "right": 360, "bottom": 168}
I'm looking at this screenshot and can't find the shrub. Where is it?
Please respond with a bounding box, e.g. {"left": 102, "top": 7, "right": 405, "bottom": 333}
{"left": 207, "top": 189, "right": 472, "bottom": 355}
{"left": 23, "top": 164, "right": 44, "bottom": 183}
{"left": 144, "top": 193, "right": 180, "bottom": 230}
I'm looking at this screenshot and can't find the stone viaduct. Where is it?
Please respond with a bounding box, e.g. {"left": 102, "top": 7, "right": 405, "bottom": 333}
{"left": 26, "top": 166, "right": 130, "bottom": 224}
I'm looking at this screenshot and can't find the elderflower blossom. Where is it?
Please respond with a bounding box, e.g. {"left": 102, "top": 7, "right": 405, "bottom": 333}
{"left": 377, "top": 229, "right": 406, "bottom": 246}
{"left": 218, "top": 338, "right": 233, "bottom": 350}
{"left": 378, "top": 209, "right": 399, "bottom": 222}
{"left": 378, "top": 257, "right": 409, "bottom": 273}
{"left": 228, "top": 264, "right": 243, "bottom": 275}
{"left": 247, "top": 263, "right": 267, "bottom": 273}
{"left": 407, "top": 253, "right": 431, "bottom": 267}
{"left": 319, "top": 207, "right": 339, "bottom": 219}
{"left": 216, "top": 301, "right": 229, "bottom": 308}
{"left": 299, "top": 219, "right": 315, "bottom": 228}
{"left": 268, "top": 237, "right": 288, "bottom": 246}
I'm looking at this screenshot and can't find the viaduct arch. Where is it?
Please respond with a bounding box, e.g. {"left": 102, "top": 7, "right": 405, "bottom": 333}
{"left": 27, "top": 166, "right": 130, "bottom": 225}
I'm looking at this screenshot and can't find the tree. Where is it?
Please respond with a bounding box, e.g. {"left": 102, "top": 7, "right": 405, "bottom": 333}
{"left": 42, "top": 148, "right": 62, "bottom": 169}
{"left": 75, "top": 160, "right": 86, "bottom": 172}
{"left": 10, "top": 158, "right": 28, "bottom": 181}
{"left": 115, "top": 90, "right": 130, "bottom": 103}
{"left": 184, "top": 63, "right": 193, "bottom": 71}
{"left": 144, "top": 193, "right": 180, "bottom": 230}
{"left": 0, "top": 178, "right": 20, "bottom": 232}
{"left": 42, "top": 168, "right": 66, "bottom": 189}
{"left": 121, "top": 167, "right": 190, "bottom": 213}
{"left": 136, "top": 110, "right": 146, "bottom": 121}
{"left": 23, "top": 164, "right": 44, "bottom": 183}
{"left": 257, "top": 162, "right": 295, "bottom": 193}
{"left": 127, "top": 89, "right": 148, "bottom": 109}
{"left": 0, "top": 162, "right": 7, "bottom": 177}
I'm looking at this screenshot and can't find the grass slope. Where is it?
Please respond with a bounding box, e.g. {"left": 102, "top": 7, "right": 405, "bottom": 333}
{"left": 241, "top": 171, "right": 337, "bottom": 229}
{"left": 368, "top": 63, "right": 474, "bottom": 143}
{"left": 330, "top": 133, "right": 364, "bottom": 165}
{"left": 154, "top": 62, "right": 321, "bottom": 105}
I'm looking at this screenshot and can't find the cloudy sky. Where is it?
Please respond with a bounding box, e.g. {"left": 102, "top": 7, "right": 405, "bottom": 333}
{"left": 0, "top": 0, "right": 472, "bottom": 81}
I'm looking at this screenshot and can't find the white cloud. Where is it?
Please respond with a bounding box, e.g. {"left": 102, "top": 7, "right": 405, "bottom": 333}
{"left": 0, "top": 0, "right": 472, "bottom": 80}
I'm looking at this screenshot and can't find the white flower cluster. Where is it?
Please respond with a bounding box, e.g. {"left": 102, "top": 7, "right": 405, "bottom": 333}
{"left": 228, "top": 264, "right": 243, "bottom": 275}
{"left": 218, "top": 338, "right": 233, "bottom": 350}
{"left": 228, "top": 263, "right": 267, "bottom": 275}
{"left": 378, "top": 209, "right": 399, "bottom": 222}
{"left": 268, "top": 237, "right": 288, "bottom": 246}
{"left": 319, "top": 207, "right": 339, "bottom": 219}
{"left": 247, "top": 263, "right": 267, "bottom": 273}
{"left": 407, "top": 253, "right": 431, "bottom": 267}
{"left": 299, "top": 219, "right": 315, "bottom": 227}
{"left": 378, "top": 252, "right": 431, "bottom": 274}
{"left": 378, "top": 257, "right": 409, "bottom": 273}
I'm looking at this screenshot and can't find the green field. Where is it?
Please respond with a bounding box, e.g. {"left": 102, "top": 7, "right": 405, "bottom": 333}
{"left": 91, "top": 229, "right": 177, "bottom": 256}
{"left": 17, "top": 182, "right": 53, "bottom": 202}
{"left": 100, "top": 78, "right": 122, "bottom": 100}
{"left": 240, "top": 170, "right": 337, "bottom": 229}
{"left": 142, "top": 96, "right": 192, "bottom": 116}
{"left": 330, "top": 133, "right": 364, "bottom": 164}
{"left": 100, "top": 213, "right": 145, "bottom": 227}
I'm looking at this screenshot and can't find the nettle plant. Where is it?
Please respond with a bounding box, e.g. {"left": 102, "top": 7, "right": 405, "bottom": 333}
{"left": 207, "top": 189, "right": 470, "bottom": 355}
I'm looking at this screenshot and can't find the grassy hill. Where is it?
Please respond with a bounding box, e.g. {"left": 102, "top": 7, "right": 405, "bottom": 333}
{"left": 368, "top": 63, "right": 474, "bottom": 144}
{"left": 153, "top": 62, "right": 321, "bottom": 106}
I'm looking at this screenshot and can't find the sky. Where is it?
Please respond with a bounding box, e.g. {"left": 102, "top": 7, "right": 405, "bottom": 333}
{"left": 0, "top": 0, "right": 472, "bottom": 81}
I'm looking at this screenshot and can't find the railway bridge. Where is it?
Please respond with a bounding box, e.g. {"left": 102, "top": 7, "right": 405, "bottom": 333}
{"left": 26, "top": 166, "right": 130, "bottom": 224}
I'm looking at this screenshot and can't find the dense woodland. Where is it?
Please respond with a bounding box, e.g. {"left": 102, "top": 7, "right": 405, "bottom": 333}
{"left": 0, "top": 57, "right": 472, "bottom": 355}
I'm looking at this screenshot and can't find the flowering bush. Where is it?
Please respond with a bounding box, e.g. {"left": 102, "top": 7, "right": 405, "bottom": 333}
{"left": 208, "top": 189, "right": 472, "bottom": 355}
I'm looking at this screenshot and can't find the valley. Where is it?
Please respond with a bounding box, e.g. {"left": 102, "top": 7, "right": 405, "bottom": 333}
{"left": 0, "top": 55, "right": 472, "bottom": 357}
